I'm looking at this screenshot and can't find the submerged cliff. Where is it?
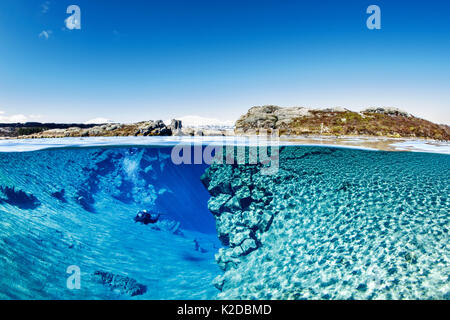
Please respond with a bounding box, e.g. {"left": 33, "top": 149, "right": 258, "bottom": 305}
{"left": 201, "top": 146, "right": 450, "bottom": 299}
{"left": 235, "top": 106, "right": 450, "bottom": 140}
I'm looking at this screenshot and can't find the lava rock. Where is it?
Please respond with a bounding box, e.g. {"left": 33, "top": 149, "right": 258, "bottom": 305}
{"left": 0, "top": 186, "right": 40, "bottom": 209}
{"left": 93, "top": 271, "right": 147, "bottom": 296}
{"left": 51, "top": 189, "right": 66, "bottom": 202}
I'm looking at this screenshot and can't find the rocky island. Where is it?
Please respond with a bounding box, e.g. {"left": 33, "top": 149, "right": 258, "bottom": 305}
{"left": 1, "top": 106, "right": 448, "bottom": 141}
{"left": 1, "top": 119, "right": 231, "bottom": 139}
{"left": 235, "top": 106, "right": 450, "bottom": 140}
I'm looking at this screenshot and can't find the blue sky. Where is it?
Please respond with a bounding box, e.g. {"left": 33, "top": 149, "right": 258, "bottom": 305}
{"left": 0, "top": 0, "right": 449, "bottom": 124}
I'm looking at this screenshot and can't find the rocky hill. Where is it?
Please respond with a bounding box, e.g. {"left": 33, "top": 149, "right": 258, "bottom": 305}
{"left": 235, "top": 106, "right": 450, "bottom": 140}
{"left": 3, "top": 106, "right": 449, "bottom": 140}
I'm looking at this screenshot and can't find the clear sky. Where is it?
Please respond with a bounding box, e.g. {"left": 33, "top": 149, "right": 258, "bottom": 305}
{"left": 0, "top": 0, "right": 449, "bottom": 124}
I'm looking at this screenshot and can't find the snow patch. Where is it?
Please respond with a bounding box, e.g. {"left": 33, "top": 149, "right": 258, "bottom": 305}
{"left": 84, "top": 118, "right": 115, "bottom": 124}
{"left": 170, "top": 115, "right": 234, "bottom": 128}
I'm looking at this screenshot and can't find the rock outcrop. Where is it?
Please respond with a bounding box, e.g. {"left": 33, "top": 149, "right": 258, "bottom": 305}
{"left": 200, "top": 148, "right": 285, "bottom": 289}
{"left": 169, "top": 119, "right": 182, "bottom": 131}
{"left": 235, "top": 105, "right": 311, "bottom": 132}
{"left": 235, "top": 106, "right": 450, "bottom": 140}
{"left": 12, "top": 119, "right": 233, "bottom": 138}
{"left": 21, "top": 120, "right": 175, "bottom": 139}
{"left": 362, "top": 107, "right": 411, "bottom": 118}
{"left": 93, "top": 271, "right": 147, "bottom": 296}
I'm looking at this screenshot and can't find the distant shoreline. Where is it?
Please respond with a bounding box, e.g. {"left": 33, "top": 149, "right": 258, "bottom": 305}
{"left": 1, "top": 106, "right": 449, "bottom": 142}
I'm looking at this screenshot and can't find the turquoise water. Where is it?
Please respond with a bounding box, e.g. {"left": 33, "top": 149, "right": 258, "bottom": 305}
{"left": 0, "top": 142, "right": 448, "bottom": 299}
{"left": 0, "top": 147, "right": 220, "bottom": 299}
{"left": 206, "top": 146, "right": 450, "bottom": 299}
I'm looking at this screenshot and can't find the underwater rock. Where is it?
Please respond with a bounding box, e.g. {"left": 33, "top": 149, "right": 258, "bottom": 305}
{"left": 202, "top": 157, "right": 275, "bottom": 271}
{"left": 337, "top": 181, "right": 352, "bottom": 192}
{"left": 213, "top": 275, "right": 226, "bottom": 291}
{"left": 404, "top": 252, "right": 418, "bottom": 264}
{"left": 201, "top": 165, "right": 233, "bottom": 196}
{"left": 0, "top": 186, "right": 40, "bottom": 209}
{"left": 207, "top": 194, "right": 231, "bottom": 216}
{"left": 51, "top": 189, "right": 66, "bottom": 202}
{"left": 93, "top": 271, "right": 147, "bottom": 296}
{"left": 215, "top": 248, "right": 241, "bottom": 271}
{"left": 215, "top": 212, "right": 236, "bottom": 246}
{"left": 75, "top": 189, "right": 95, "bottom": 213}
{"left": 151, "top": 219, "right": 183, "bottom": 235}
{"left": 234, "top": 186, "right": 252, "bottom": 209}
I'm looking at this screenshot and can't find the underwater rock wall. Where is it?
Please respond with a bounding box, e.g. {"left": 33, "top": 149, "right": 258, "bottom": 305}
{"left": 202, "top": 146, "right": 450, "bottom": 299}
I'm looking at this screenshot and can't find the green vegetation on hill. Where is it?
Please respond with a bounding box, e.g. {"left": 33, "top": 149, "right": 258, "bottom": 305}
{"left": 235, "top": 106, "right": 450, "bottom": 140}
{"left": 16, "top": 127, "right": 47, "bottom": 136}
{"left": 288, "top": 111, "right": 449, "bottom": 140}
